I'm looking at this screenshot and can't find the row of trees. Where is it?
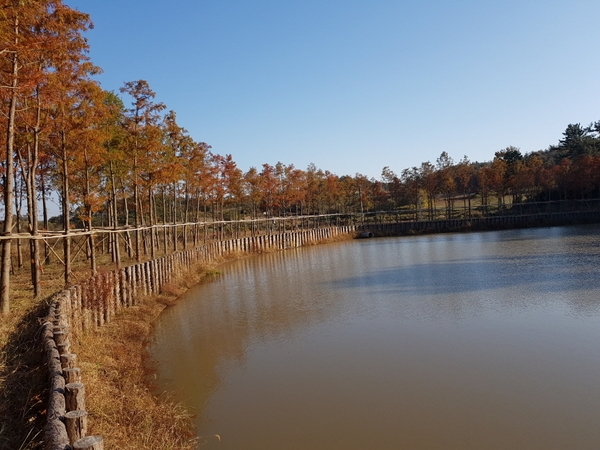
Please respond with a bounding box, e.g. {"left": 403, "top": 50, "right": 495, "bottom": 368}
{"left": 385, "top": 142, "right": 600, "bottom": 221}
{"left": 2, "top": 1, "right": 600, "bottom": 313}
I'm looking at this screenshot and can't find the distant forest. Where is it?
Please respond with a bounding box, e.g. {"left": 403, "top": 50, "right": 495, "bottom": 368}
{"left": 2, "top": 1, "right": 600, "bottom": 231}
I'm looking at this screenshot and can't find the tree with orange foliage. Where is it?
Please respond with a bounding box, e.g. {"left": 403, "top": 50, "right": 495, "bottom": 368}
{"left": 401, "top": 167, "right": 421, "bottom": 220}
{"left": 455, "top": 156, "right": 474, "bottom": 218}
{"left": 285, "top": 166, "right": 307, "bottom": 215}
{"left": 160, "top": 110, "right": 190, "bottom": 251}
{"left": 259, "top": 163, "right": 280, "bottom": 217}
{"left": 488, "top": 156, "right": 508, "bottom": 208}
{"left": 1, "top": 0, "right": 42, "bottom": 310}
{"left": 100, "top": 91, "right": 127, "bottom": 266}
{"left": 212, "top": 153, "right": 242, "bottom": 220}
{"left": 120, "top": 80, "right": 165, "bottom": 260}
{"left": 381, "top": 167, "right": 404, "bottom": 211}
{"left": 419, "top": 162, "right": 437, "bottom": 220}
{"left": 476, "top": 166, "right": 493, "bottom": 215}
{"left": 305, "top": 163, "right": 325, "bottom": 214}
{"left": 187, "top": 142, "right": 211, "bottom": 225}
{"left": 323, "top": 171, "right": 341, "bottom": 213}
{"left": 68, "top": 81, "right": 111, "bottom": 274}
{"left": 243, "top": 167, "right": 263, "bottom": 220}
{"left": 354, "top": 173, "right": 373, "bottom": 216}
{"left": 436, "top": 152, "right": 456, "bottom": 219}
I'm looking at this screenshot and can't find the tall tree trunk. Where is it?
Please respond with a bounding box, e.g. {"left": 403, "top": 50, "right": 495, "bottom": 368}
{"left": 1, "top": 30, "right": 19, "bottom": 314}
{"left": 109, "top": 162, "right": 121, "bottom": 268}
{"left": 29, "top": 91, "right": 42, "bottom": 295}
{"left": 138, "top": 186, "right": 148, "bottom": 257}
{"left": 183, "top": 185, "right": 189, "bottom": 249}
{"left": 162, "top": 188, "right": 168, "bottom": 254}
{"left": 172, "top": 184, "right": 178, "bottom": 252}
{"left": 84, "top": 148, "right": 96, "bottom": 275}
{"left": 148, "top": 186, "right": 156, "bottom": 260}
{"left": 41, "top": 168, "right": 50, "bottom": 264}
{"left": 15, "top": 176, "right": 23, "bottom": 269}
{"left": 133, "top": 156, "right": 141, "bottom": 261}
{"left": 60, "top": 130, "right": 71, "bottom": 287}
{"left": 123, "top": 184, "right": 133, "bottom": 259}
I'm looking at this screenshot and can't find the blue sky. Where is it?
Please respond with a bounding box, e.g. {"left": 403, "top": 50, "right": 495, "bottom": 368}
{"left": 66, "top": 0, "right": 600, "bottom": 179}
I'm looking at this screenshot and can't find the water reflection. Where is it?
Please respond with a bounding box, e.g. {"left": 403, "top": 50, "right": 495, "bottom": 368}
{"left": 150, "top": 224, "right": 600, "bottom": 449}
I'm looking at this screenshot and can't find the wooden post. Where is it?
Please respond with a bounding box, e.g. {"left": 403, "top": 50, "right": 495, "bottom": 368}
{"left": 73, "top": 435, "right": 104, "bottom": 450}
{"left": 64, "top": 367, "right": 81, "bottom": 384}
{"left": 147, "top": 260, "right": 154, "bottom": 292}
{"left": 111, "top": 270, "right": 119, "bottom": 313}
{"left": 71, "top": 286, "right": 82, "bottom": 333}
{"left": 80, "top": 282, "right": 91, "bottom": 330}
{"left": 132, "top": 264, "right": 140, "bottom": 303}
{"left": 126, "top": 266, "right": 134, "bottom": 306}
{"left": 65, "top": 410, "right": 88, "bottom": 445}
{"left": 143, "top": 261, "right": 150, "bottom": 295}
{"left": 56, "top": 295, "right": 70, "bottom": 328}
{"left": 157, "top": 258, "right": 163, "bottom": 289}
{"left": 104, "top": 273, "right": 113, "bottom": 324}
{"left": 60, "top": 353, "right": 77, "bottom": 369}
{"left": 152, "top": 259, "right": 160, "bottom": 294}
{"left": 165, "top": 255, "right": 172, "bottom": 283}
{"left": 43, "top": 317, "right": 70, "bottom": 450}
{"left": 96, "top": 275, "right": 105, "bottom": 326}
{"left": 91, "top": 278, "right": 102, "bottom": 327}
{"left": 53, "top": 329, "right": 68, "bottom": 346}
{"left": 57, "top": 341, "right": 71, "bottom": 355}
{"left": 66, "top": 382, "right": 86, "bottom": 411}
{"left": 138, "top": 264, "right": 145, "bottom": 297}
{"left": 147, "top": 261, "right": 154, "bottom": 294}
{"left": 62, "top": 290, "right": 73, "bottom": 331}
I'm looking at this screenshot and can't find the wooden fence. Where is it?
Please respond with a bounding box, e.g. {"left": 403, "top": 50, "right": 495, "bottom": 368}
{"left": 42, "top": 225, "right": 357, "bottom": 449}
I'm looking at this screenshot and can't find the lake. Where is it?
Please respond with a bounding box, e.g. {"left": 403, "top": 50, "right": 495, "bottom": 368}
{"left": 149, "top": 224, "right": 600, "bottom": 449}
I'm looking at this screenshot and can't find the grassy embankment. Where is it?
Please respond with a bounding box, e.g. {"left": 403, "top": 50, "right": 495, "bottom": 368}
{"left": 0, "top": 231, "right": 355, "bottom": 450}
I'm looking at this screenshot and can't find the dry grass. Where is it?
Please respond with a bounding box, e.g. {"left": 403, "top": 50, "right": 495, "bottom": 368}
{"left": 311, "top": 232, "right": 356, "bottom": 245}
{"left": 0, "top": 297, "right": 50, "bottom": 450}
{"left": 74, "top": 296, "right": 198, "bottom": 450}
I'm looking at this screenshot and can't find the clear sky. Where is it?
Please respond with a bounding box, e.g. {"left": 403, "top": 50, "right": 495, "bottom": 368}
{"left": 66, "top": 0, "right": 600, "bottom": 180}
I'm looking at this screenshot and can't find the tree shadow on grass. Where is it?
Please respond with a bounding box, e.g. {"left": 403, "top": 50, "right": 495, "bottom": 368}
{"left": 0, "top": 297, "right": 53, "bottom": 450}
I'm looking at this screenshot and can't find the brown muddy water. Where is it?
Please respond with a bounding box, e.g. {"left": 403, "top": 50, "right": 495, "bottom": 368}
{"left": 149, "top": 224, "right": 600, "bottom": 449}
